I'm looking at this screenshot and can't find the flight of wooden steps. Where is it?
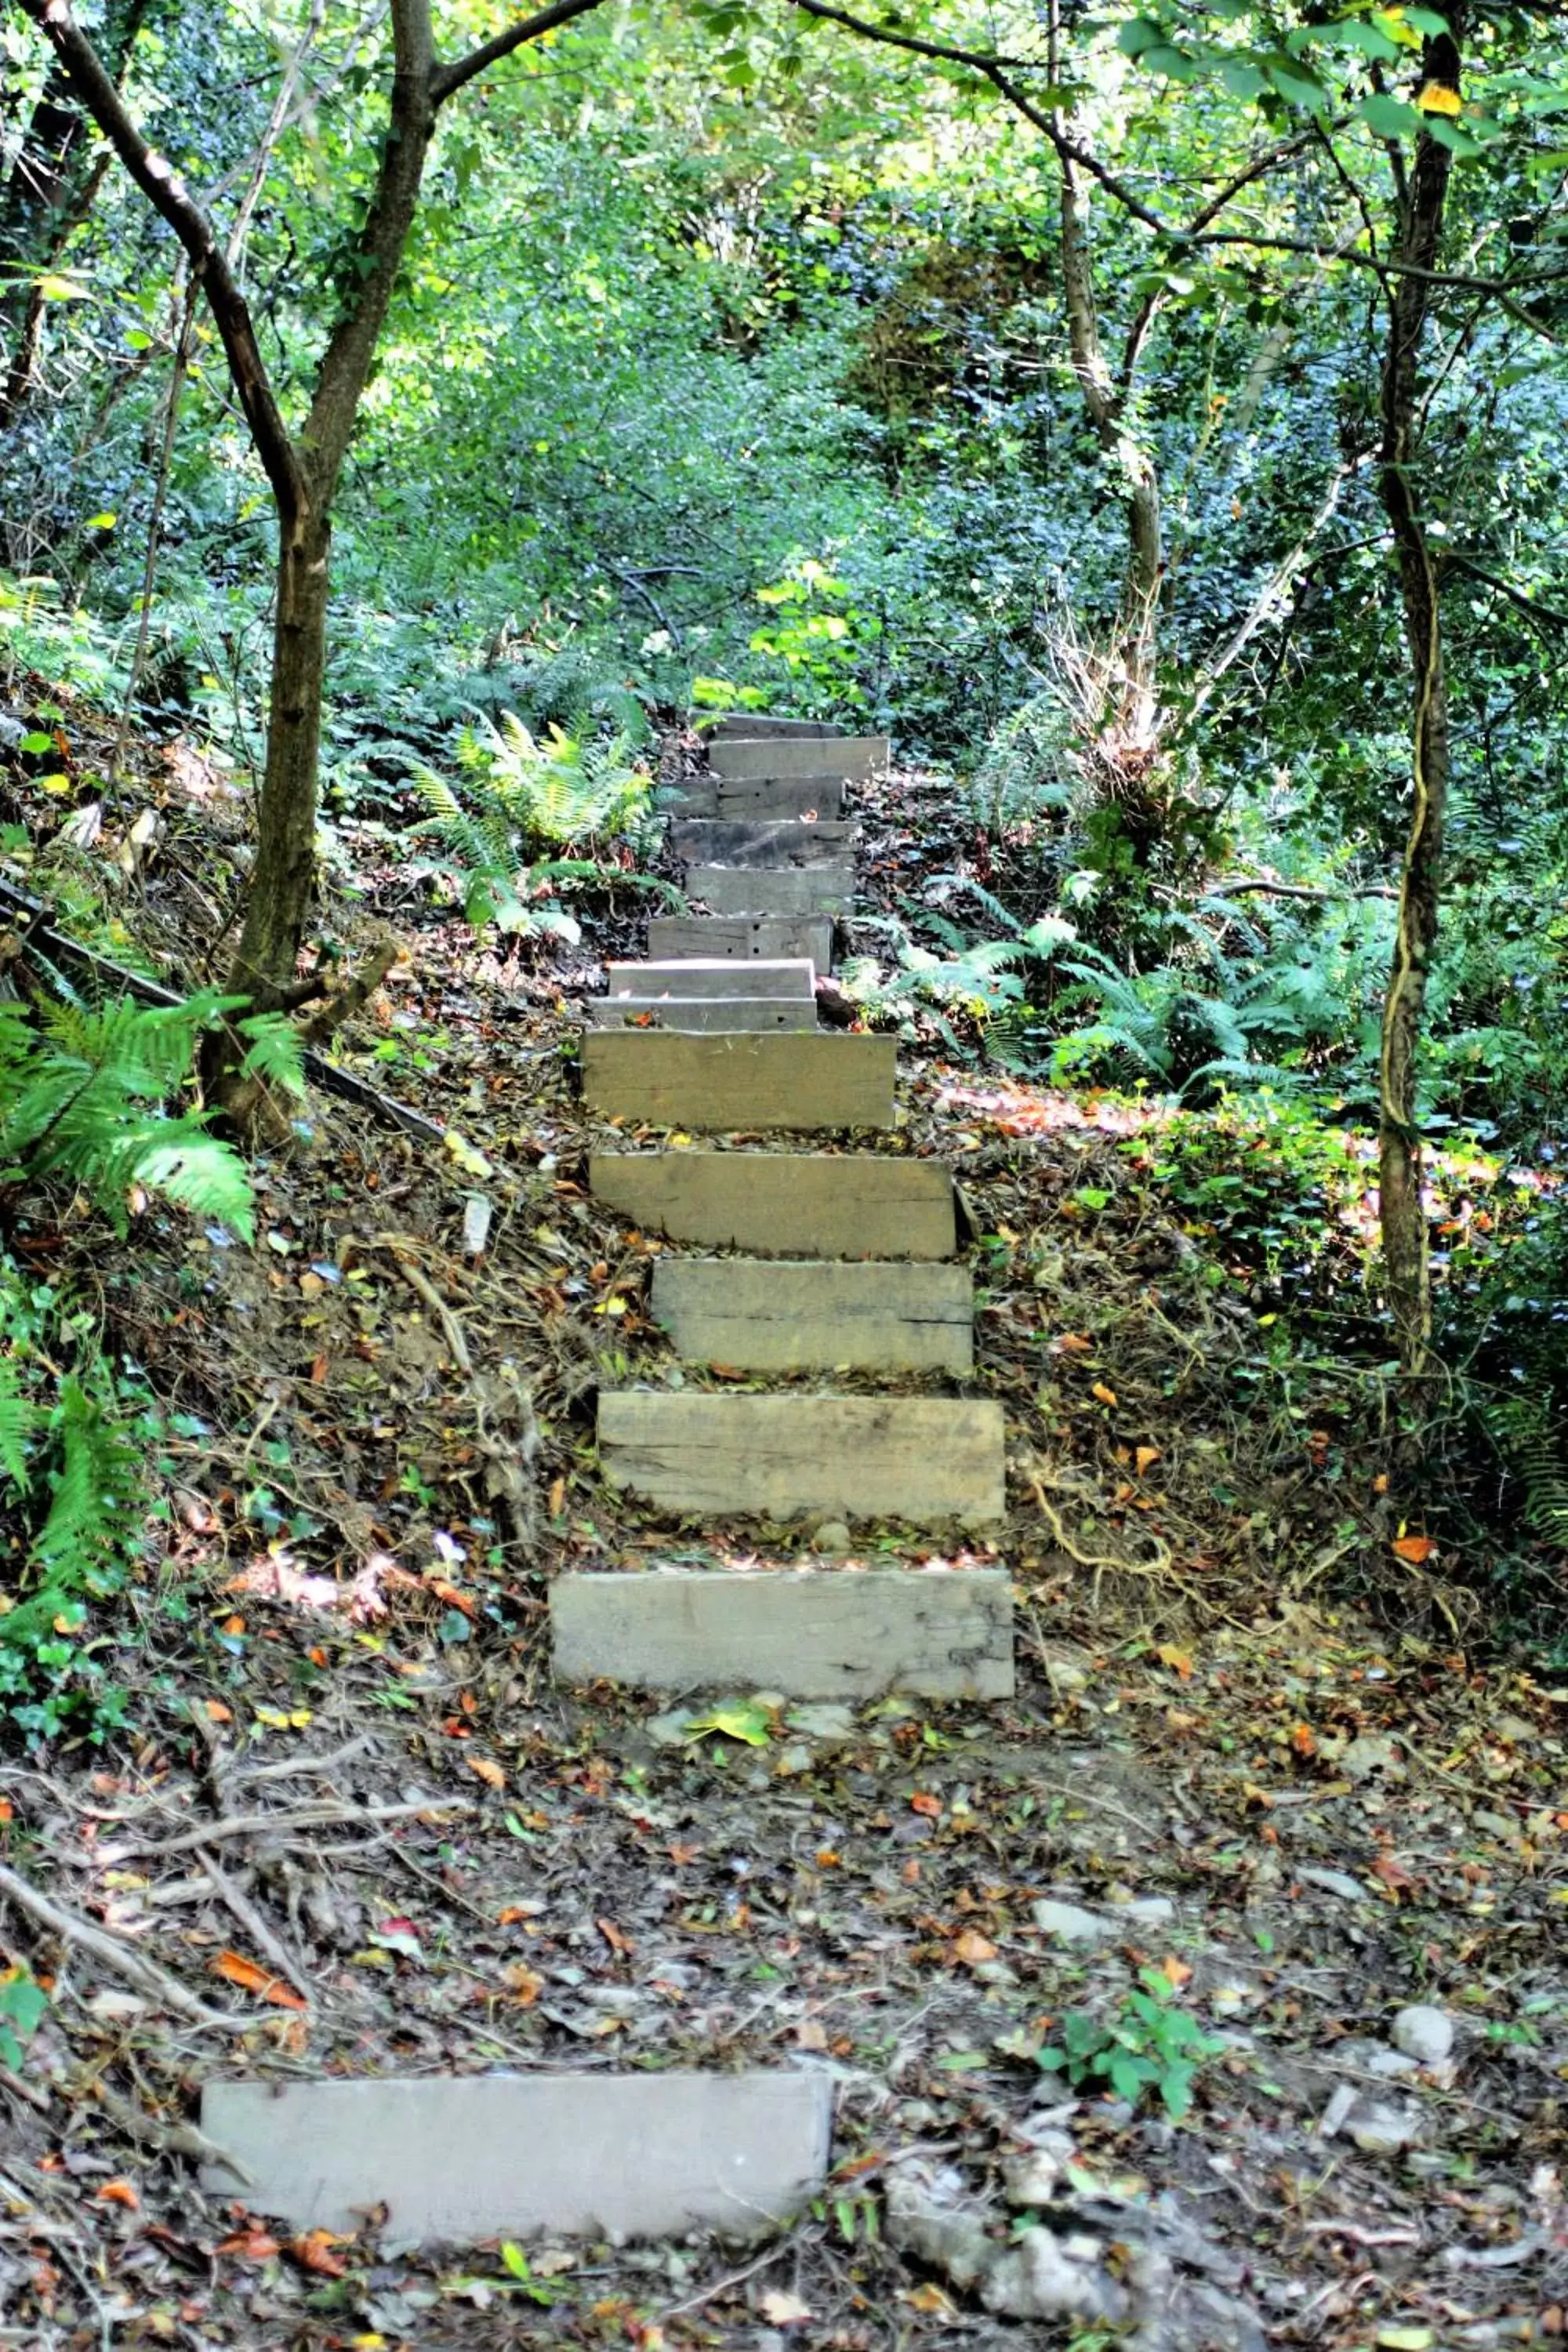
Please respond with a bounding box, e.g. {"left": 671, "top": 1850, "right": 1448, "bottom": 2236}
{"left": 200, "top": 710, "right": 1015, "bottom": 2253}
{"left": 562, "top": 710, "right": 1012, "bottom": 1703}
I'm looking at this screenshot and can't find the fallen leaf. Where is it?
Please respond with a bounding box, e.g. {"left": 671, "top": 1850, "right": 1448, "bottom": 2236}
{"left": 211, "top": 1951, "right": 307, "bottom": 2010}
{"left": 216, "top": 2229, "right": 281, "bottom": 2261}
{"left": 503, "top": 1965, "right": 544, "bottom": 2005}
{"left": 1392, "top": 1533, "right": 1438, "bottom": 1564}
{"left": 909, "top": 1791, "right": 942, "bottom": 1818}
{"left": 1290, "top": 1722, "right": 1316, "bottom": 1756}
{"left": 597, "top": 1916, "right": 634, "bottom": 1955}
{"left": 1134, "top": 1445, "right": 1160, "bottom": 1473}
{"left": 684, "top": 1700, "right": 771, "bottom": 1747}
{"left": 96, "top": 2180, "right": 139, "bottom": 2209}
{"left": 952, "top": 1929, "right": 998, "bottom": 1967}
{"left": 204, "top": 1700, "right": 233, "bottom": 1723}
{"left": 1156, "top": 1644, "right": 1194, "bottom": 1679}
{"left": 1054, "top": 1332, "right": 1094, "bottom": 1354}
{"left": 902, "top": 2282, "right": 956, "bottom": 2314}
{"left": 759, "top": 2291, "right": 814, "bottom": 2326}
{"left": 468, "top": 1755, "right": 506, "bottom": 1791}
{"left": 290, "top": 2230, "right": 348, "bottom": 2278}
{"left": 1091, "top": 1381, "right": 1119, "bottom": 1407}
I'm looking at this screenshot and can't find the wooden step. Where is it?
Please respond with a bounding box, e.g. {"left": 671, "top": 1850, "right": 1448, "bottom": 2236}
{"left": 648, "top": 915, "right": 833, "bottom": 967}
{"left": 582, "top": 1032, "right": 895, "bottom": 1131}
{"left": 670, "top": 818, "right": 858, "bottom": 869}
{"left": 597, "top": 1393, "right": 1007, "bottom": 1525}
{"left": 710, "top": 735, "right": 887, "bottom": 782}
{"left": 592, "top": 1151, "right": 956, "bottom": 1258}
{"left": 652, "top": 1258, "right": 972, "bottom": 1371}
{"left": 552, "top": 1566, "right": 1014, "bottom": 1699}
{"left": 686, "top": 865, "right": 853, "bottom": 918}
{"left": 667, "top": 776, "right": 848, "bottom": 821}
{"left": 606, "top": 958, "right": 815, "bottom": 999}
{"left": 202, "top": 2073, "right": 832, "bottom": 2246}
{"left": 710, "top": 713, "right": 847, "bottom": 739}
{"left": 586, "top": 997, "right": 817, "bottom": 1033}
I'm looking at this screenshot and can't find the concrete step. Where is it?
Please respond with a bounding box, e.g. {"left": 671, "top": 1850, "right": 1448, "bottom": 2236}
{"left": 668, "top": 775, "right": 848, "bottom": 821}
{"left": 606, "top": 957, "right": 815, "bottom": 1000}
{"left": 670, "top": 818, "right": 858, "bottom": 869}
{"left": 597, "top": 1392, "right": 1007, "bottom": 1526}
{"left": 709, "top": 713, "right": 847, "bottom": 739}
{"left": 551, "top": 1566, "right": 1014, "bottom": 1700}
{"left": 582, "top": 1031, "right": 895, "bottom": 1131}
{"left": 685, "top": 864, "right": 853, "bottom": 918}
{"left": 652, "top": 1258, "right": 972, "bottom": 1371}
{"left": 710, "top": 735, "right": 887, "bottom": 782}
{"left": 586, "top": 997, "right": 818, "bottom": 1033}
{"left": 591, "top": 1150, "right": 956, "bottom": 1258}
{"left": 202, "top": 2072, "right": 832, "bottom": 2247}
{"left": 648, "top": 914, "right": 833, "bottom": 967}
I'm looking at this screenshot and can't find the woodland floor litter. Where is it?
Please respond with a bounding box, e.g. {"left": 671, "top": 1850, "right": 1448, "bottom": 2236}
{"left": 0, "top": 723, "right": 1564, "bottom": 2349}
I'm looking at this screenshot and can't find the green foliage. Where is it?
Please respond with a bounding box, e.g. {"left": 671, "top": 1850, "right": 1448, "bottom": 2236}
{"left": 749, "top": 557, "right": 880, "bottom": 710}
{"left": 0, "top": 1966, "right": 49, "bottom": 2072}
{"left": 1037, "top": 1970, "right": 1224, "bottom": 2121}
{"left": 415, "top": 713, "right": 664, "bottom": 941}
{"left": 0, "top": 1265, "right": 149, "bottom": 1744}
{"left": 0, "top": 993, "right": 294, "bottom": 1243}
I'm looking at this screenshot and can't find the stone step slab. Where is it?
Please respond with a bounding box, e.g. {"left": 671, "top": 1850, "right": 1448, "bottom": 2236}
{"left": 670, "top": 818, "right": 858, "bottom": 869}
{"left": 597, "top": 1393, "right": 1007, "bottom": 1525}
{"left": 668, "top": 776, "right": 848, "bottom": 821}
{"left": 710, "top": 713, "right": 847, "bottom": 739}
{"left": 607, "top": 958, "right": 816, "bottom": 1000}
{"left": 648, "top": 915, "right": 834, "bottom": 968}
{"left": 652, "top": 1258, "right": 973, "bottom": 1371}
{"left": 551, "top": 1566, "right": 1014, "bottom": 1699}
{"left": 201, "top": 2072, "right": 832, "bottom": 2247}
{"left": 686, "top": 864, "right": 854, "bottom": 918}
{"left": 585, "top": 997, "right": 818, "bottom": 1033}
{"left": 591, "top": 1151, "right": 956, "bottom": 1258}
{"left": 582, "top": 1032, "right": 895, "bottom": 1131}
{"left": 710, "top": 735, "right": 887, "bottom": 782}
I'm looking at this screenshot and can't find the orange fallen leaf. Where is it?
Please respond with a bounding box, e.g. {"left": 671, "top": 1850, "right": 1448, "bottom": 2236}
{"left": 1055, "top": 1332, "right": 1094, "bottom": 1354}
{"left": 503, "top": 1965, "right": 544, "bottom": 2005}
{"left": 902, "top": 2282, "right": 956, "bottom": 2314}
{"left": 1091, "top": 1381, "right": 1118, "bottom": 1407}
{"left": 468, "top": 1755, "right": 505, "bottom": 1791}
{"left": 952, "top": 1928, "right": 998, "bottom": 1968}
{"left": 1156, "top": 1643, "right": 1194, "bottom": 1679}
{"left": 909, "top": 1791, "right": 942, "bottom": 1818}
{"left": 211, "top": 1950, "right": 307, "bottom": 2010}
{"left": 1290, "top": 1722, "right": 1317, "bottom": 1757}
{"left": 1160, "top": 1955, "right": 1193, "bottom": 1987}
{"left": 1392, "top": 1533, "right": 1437, "bottom": 1564}
{"left": 547, "top": 1475, "right": 566, "bottom": 1517}
{"left": 290, "top": 2230, "right": 347, "bottom": 2278}
{"left": 597, "top": 1916, "right": 634, "bottom": 1955}
{"left": 0, "top": 1798, "right": 13, "bottom": 1823}
{"left": 216, "top": 2229, "right": 281, "bottom": 2261}
{"left": 96, "top": 2179, "right": 139, "bottom": 2209}
{"left": 1134, "top": 1444, "right": 1160, "bottom": 1474}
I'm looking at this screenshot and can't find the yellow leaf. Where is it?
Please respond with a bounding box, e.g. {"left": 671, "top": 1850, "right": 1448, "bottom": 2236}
{"left": 1091, "top": 1381, "right": 1118, "bottom": 1407}
{"left": 1156, "top": 1643, "right": 1194, "bottom": 1679}
{"left": 1414, "top": 78, "right": 1462, "bottom": 115}
{"left": 468, "top": 1755, "right": 506, "bottom": 1790}
{"left": 1134, "top": 1445, "right": 1160, "bottom": 1474}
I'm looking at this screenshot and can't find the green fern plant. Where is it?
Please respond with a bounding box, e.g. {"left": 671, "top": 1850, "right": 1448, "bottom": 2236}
{"left": 414, "top": 715, "right": 675, "bottom": 939}
{"left": 0, "top": 992, "right": 296, "bottom": 1240}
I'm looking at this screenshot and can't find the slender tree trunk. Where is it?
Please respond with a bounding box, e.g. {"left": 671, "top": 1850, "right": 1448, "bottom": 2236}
{"left": 1375, "top": 24, "right": 1462, "bottom": 1379}
{"left": 229, "top": 506, "right": 332, "bottom": 1003}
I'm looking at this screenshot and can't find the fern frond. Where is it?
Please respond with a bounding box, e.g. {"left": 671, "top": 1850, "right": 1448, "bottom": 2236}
{"left": 0, "top": 1353, "right": 36, "bottom": 1492}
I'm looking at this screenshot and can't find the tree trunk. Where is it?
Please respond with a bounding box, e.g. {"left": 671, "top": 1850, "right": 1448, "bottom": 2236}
{"left": 1375, "top": 24, "right": 1462, "bottom": 1380}
{"left": 227, "top": 504, "right": 332, "bottom": 1007}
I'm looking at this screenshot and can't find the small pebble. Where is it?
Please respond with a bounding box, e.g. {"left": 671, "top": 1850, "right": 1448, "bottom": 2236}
{"left": 1391, "top": 2004, "right": 1454, "bottom": 2067}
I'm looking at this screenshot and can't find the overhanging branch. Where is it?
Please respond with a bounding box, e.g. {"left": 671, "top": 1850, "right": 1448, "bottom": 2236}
{"left": 432, "top": 0, "right": 608, "bottom": 107}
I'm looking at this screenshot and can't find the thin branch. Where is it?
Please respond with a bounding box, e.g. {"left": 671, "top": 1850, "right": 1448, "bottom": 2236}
{"left": 13, "top": 0, "right": 307, "bottom": 521}
{"left": 1442, "top": 551, "right": 1568, "bottom": 633}
{"left": 432, "top": 0, "right": 607, "bottom": 107}
{"left": 1206, "top": 878, "right": 1396, "bottom": 901}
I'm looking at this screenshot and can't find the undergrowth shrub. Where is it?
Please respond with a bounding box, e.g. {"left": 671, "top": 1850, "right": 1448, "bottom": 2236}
{"left": 0, "top": 985, "right": 294, "bottom": 1743}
